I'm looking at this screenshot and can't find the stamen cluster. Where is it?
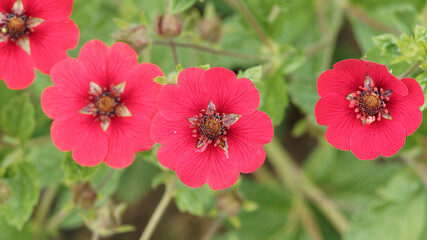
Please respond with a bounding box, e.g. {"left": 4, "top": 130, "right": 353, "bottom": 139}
{"left": 346, "top": 75, "right": 392, "bottom": 125}
{"left": 80, "top": 81, "right": 132, "bottom": 132}
{"left": 1, "top": 13, "right": 28, "bottom": 41}
{"left": 189, "top": 100, "right": 241, "bottom": 157}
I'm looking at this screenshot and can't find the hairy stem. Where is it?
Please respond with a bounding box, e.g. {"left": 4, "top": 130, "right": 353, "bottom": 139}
{"left": 153, "top": 40, "right": 268, "bottom": 61}
{"left": 139, "top": 175, "right": 177, "bottom": 240}
{"left": 170, "top": 39, "right": 180, "bottom": 66}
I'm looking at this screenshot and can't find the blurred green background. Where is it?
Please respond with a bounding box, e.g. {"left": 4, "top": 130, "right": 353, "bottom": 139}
{"left": 0, "top": 0, "right": 427, "bottom": 239}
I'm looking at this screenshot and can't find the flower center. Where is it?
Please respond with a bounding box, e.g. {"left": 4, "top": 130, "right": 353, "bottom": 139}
{"left": 199, "top": 116, "right": 223, "bottom": 140}
{"left": 80, "top": 82, "right": 131, "bottom": 132}
{"left": 7, "top": 16, "right": 25, "bottom": 35}
{"left": 189, "top": 100, "right": 241, "bottom": 157}
{"left": 347, "top": 75, "right": 392, "bottom": 125}
{"left": 95, "top": 95, "right": 116, "bottom": 113}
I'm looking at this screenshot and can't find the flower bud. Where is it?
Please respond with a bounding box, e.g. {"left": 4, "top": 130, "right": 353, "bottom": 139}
{"left": 0, "top": 181, "right": 10, "bottom": 205}
{"left": 113, "top": 25, "right": 149, "bottom": 53}
{"left": 199, "top": 17, "right": 221, "bottom": 43}
{"left": 72, "top": 182, "right": 97, "bottom": 210}
{"left": 155, "top": 10, "right": 182, "bottom": 38}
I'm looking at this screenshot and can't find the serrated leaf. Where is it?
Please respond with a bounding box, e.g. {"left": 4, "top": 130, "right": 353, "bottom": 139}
{"left": 62, "top": 152, "right": 99, "bottom": 185}
{"left": 171, "top": 0, "right": 198, "bottom": 14}
{"left": 0, "top": 94, "right": 36, "bottom": 142}
{"left": 372, "top": 34, "right": 399, "bottom": 56}
{"left": 0, "top": 161, "right": 39, "bottom": 230}
{"left": 174, "top": 181, "right": 215, "bottom": 216}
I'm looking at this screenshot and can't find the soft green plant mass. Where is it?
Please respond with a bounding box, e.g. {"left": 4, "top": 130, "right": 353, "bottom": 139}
{"left": 0, "top": 0, "right": 427, "bottom": 239}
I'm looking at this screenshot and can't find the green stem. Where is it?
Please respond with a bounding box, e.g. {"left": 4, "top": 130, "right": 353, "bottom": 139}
{"left": 34, "top": 187, "right": 58, "bottom": 240}
{"left": 226, "top": 0, "right": 274, "bottom": 53}
{"left": 265, "top": 138, "right": 349, "bottom": 234}
{"left": 201, "top": 213, "right": 225, "bottom": 240}
{"left": 152, "top": 40, "right": 268, "bottom": 61}
{"left": 139, "top": 175, "right": 177, "bottom": 240}
{"left": 399, "top": 60, "right": 422, "bottom": 78}
{"left": 46, "top": 207, "right": 73, "bottom": 233}
{"left": 169, "top": 39, "right": 180, "bottom": 66}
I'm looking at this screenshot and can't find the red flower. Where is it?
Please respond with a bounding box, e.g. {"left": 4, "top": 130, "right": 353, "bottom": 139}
{"left": 315, "top": 59, "right": 424, "bottom": 160}
{"left": 151, "top": 67, "right": 274, "bottom": 190}
{"left": 0, "top": 0, "right": 79, "bottom": 89}
{"left": 41, "top": 40, "right": 163, "bottom": 168}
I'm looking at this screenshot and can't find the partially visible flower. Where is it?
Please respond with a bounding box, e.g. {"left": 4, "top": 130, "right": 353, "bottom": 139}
{"left": 41, "top": 40, "right": 163, "bottom": 168}
{"left": 0, "top": 0, "right": 79, "bottom": 89}
{"left": 151, "top": 67, "right": 274, "bottom": 190}
{"left": 315, "top": 59, "right": 424, "bottom": 160}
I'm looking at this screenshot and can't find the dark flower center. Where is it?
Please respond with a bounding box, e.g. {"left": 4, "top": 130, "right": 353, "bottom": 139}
{"left": 95, "top": 95, "right": 117, "bottom": 114}
{"left": 347, "top": 75, "right": 392, "bottom": 125}
{"left": 80, "top": 82, "right": 131, "bottom": 132}
{"left": 1, "top": 14, "right": 28, "bottom": 41}
{"left": 199, "top": 116, "right": 223, "bottom": 140}
{"left": 188, "top": 100, "right": 241, "bottom": 157}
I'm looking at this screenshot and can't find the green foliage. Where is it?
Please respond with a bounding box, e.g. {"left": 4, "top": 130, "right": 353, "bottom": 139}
{"left": 345, "top": 171, "right": 427, "bottom": 240}
{"left": 62, "top": 152, "right": 99, "bottom": 185}
{"left": 0, "top": 161, "right": 39, "bottom": 230}
{"left": 171, "top": 0, "right": 199, "bottom": 14}
{"left": 0, "top": 94, "right": 36, "bottom": 142}
{"left": 174, "top": 181, "right": 215, "bottom": 216}
{"left": 0, "top": 217, "right": 32, "bottom": 240}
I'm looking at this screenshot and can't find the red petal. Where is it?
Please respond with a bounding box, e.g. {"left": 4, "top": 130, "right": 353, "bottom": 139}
{"left": 0, "top": 0, "right": 14, "bottom": 12}
{"left": 51, "top": 114, "right": 107, "bottom": 166}
{"left": 202, "top": 67, "right": 260, "bottom": 115}
{"left": 103, "top": 115, "right": 154, "bottom": 168}
{"left": 121, "top": 63, "right": 163, "bottom": 119}
{"left": 228, "top": 139, "right": 266, "bottom": 173}
{"left": 41, "top": 86, "right": 87, "bottom": 120}
{"left": 158, "top": 67, "right": 209, "bottom": 121}
{"left": 315, "top": 93, "right": 354, "bottom": 125}
{"left": 175, "top": 145, "right": 239, "bottom": 190}
{"left": 350, "top": 120, "right": 405, "bottom": 160}
{"left": 78, "top": 40, "right": 138, "bottom": 86}
{"left": 49, "top": 58, "right": 90, "bottom": 96}
{"left": 365, "top": 61, "right": 408, "bottom": 96}
{"left": 228, "top": 110, "right": 273, "bottom": 145}
{"left": 324, "top": 113, "right": 362, "bottom": 151}
{"left": 386, "top": 78, "right": 424, "bottom": 136}
{"left": 30, "top": 19, "right": 79, "bottom": 74}
{"left": 22, "top": 0, "right": 73, "bottom": 22}
{"left": 317, "top": 59, "right": 368, "bottom": 97}
{"left": 0, "top": 42, "right": 34, "bottom": 89}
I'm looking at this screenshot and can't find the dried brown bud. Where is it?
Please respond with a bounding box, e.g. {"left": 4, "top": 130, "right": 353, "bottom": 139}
{"left": 113, "top": 25, "right": 149, "bottom": 53}
{"left": 72, "top": 182, "right": 97, "bottom": 210}
{"left": 155, "top": 11, "right": 182, "bottom": 38}
{"left": 0, "top": 181, "right": 10, "bottom": 205}
{"left": 199, "top": 17, "right": 221, "bottom": 43}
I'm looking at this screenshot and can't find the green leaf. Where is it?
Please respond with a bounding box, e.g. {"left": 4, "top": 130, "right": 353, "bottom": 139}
{"left": 171, "top": 0, "right": 198, "bottom": 14}
{"left": 174, "top": 181, "right": 215, "bottom": 216}
{"left": 0, "top": 216, "right": 33, "bottom": 240}
{"left": 237, "top": 65, "right": 263, "bottom": 83}
{"left": 259, "top": 72, "right": 288, "bottom": 126}
{"left": 26, "top": 142, "right": 64, "bottom": 188}
{"left": 62, "top": 152, "right": 99, "bottom": 185}
{"left": 373, "top": 34, "right": 399, "bottom": 56}
{"left": 90, "top": 164, "right": 123, "bottom": 200}
{"left": 344, "top": 170, "right": 427, "bottom": 240}
{"left": 116, "top": 157, "right": 160, "bottom": 204}
{"left": 0, "top": 94, "right": 36, "bottom": 142}
{"left": 0, "top": 161, "right": 39, "bottom": 230}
